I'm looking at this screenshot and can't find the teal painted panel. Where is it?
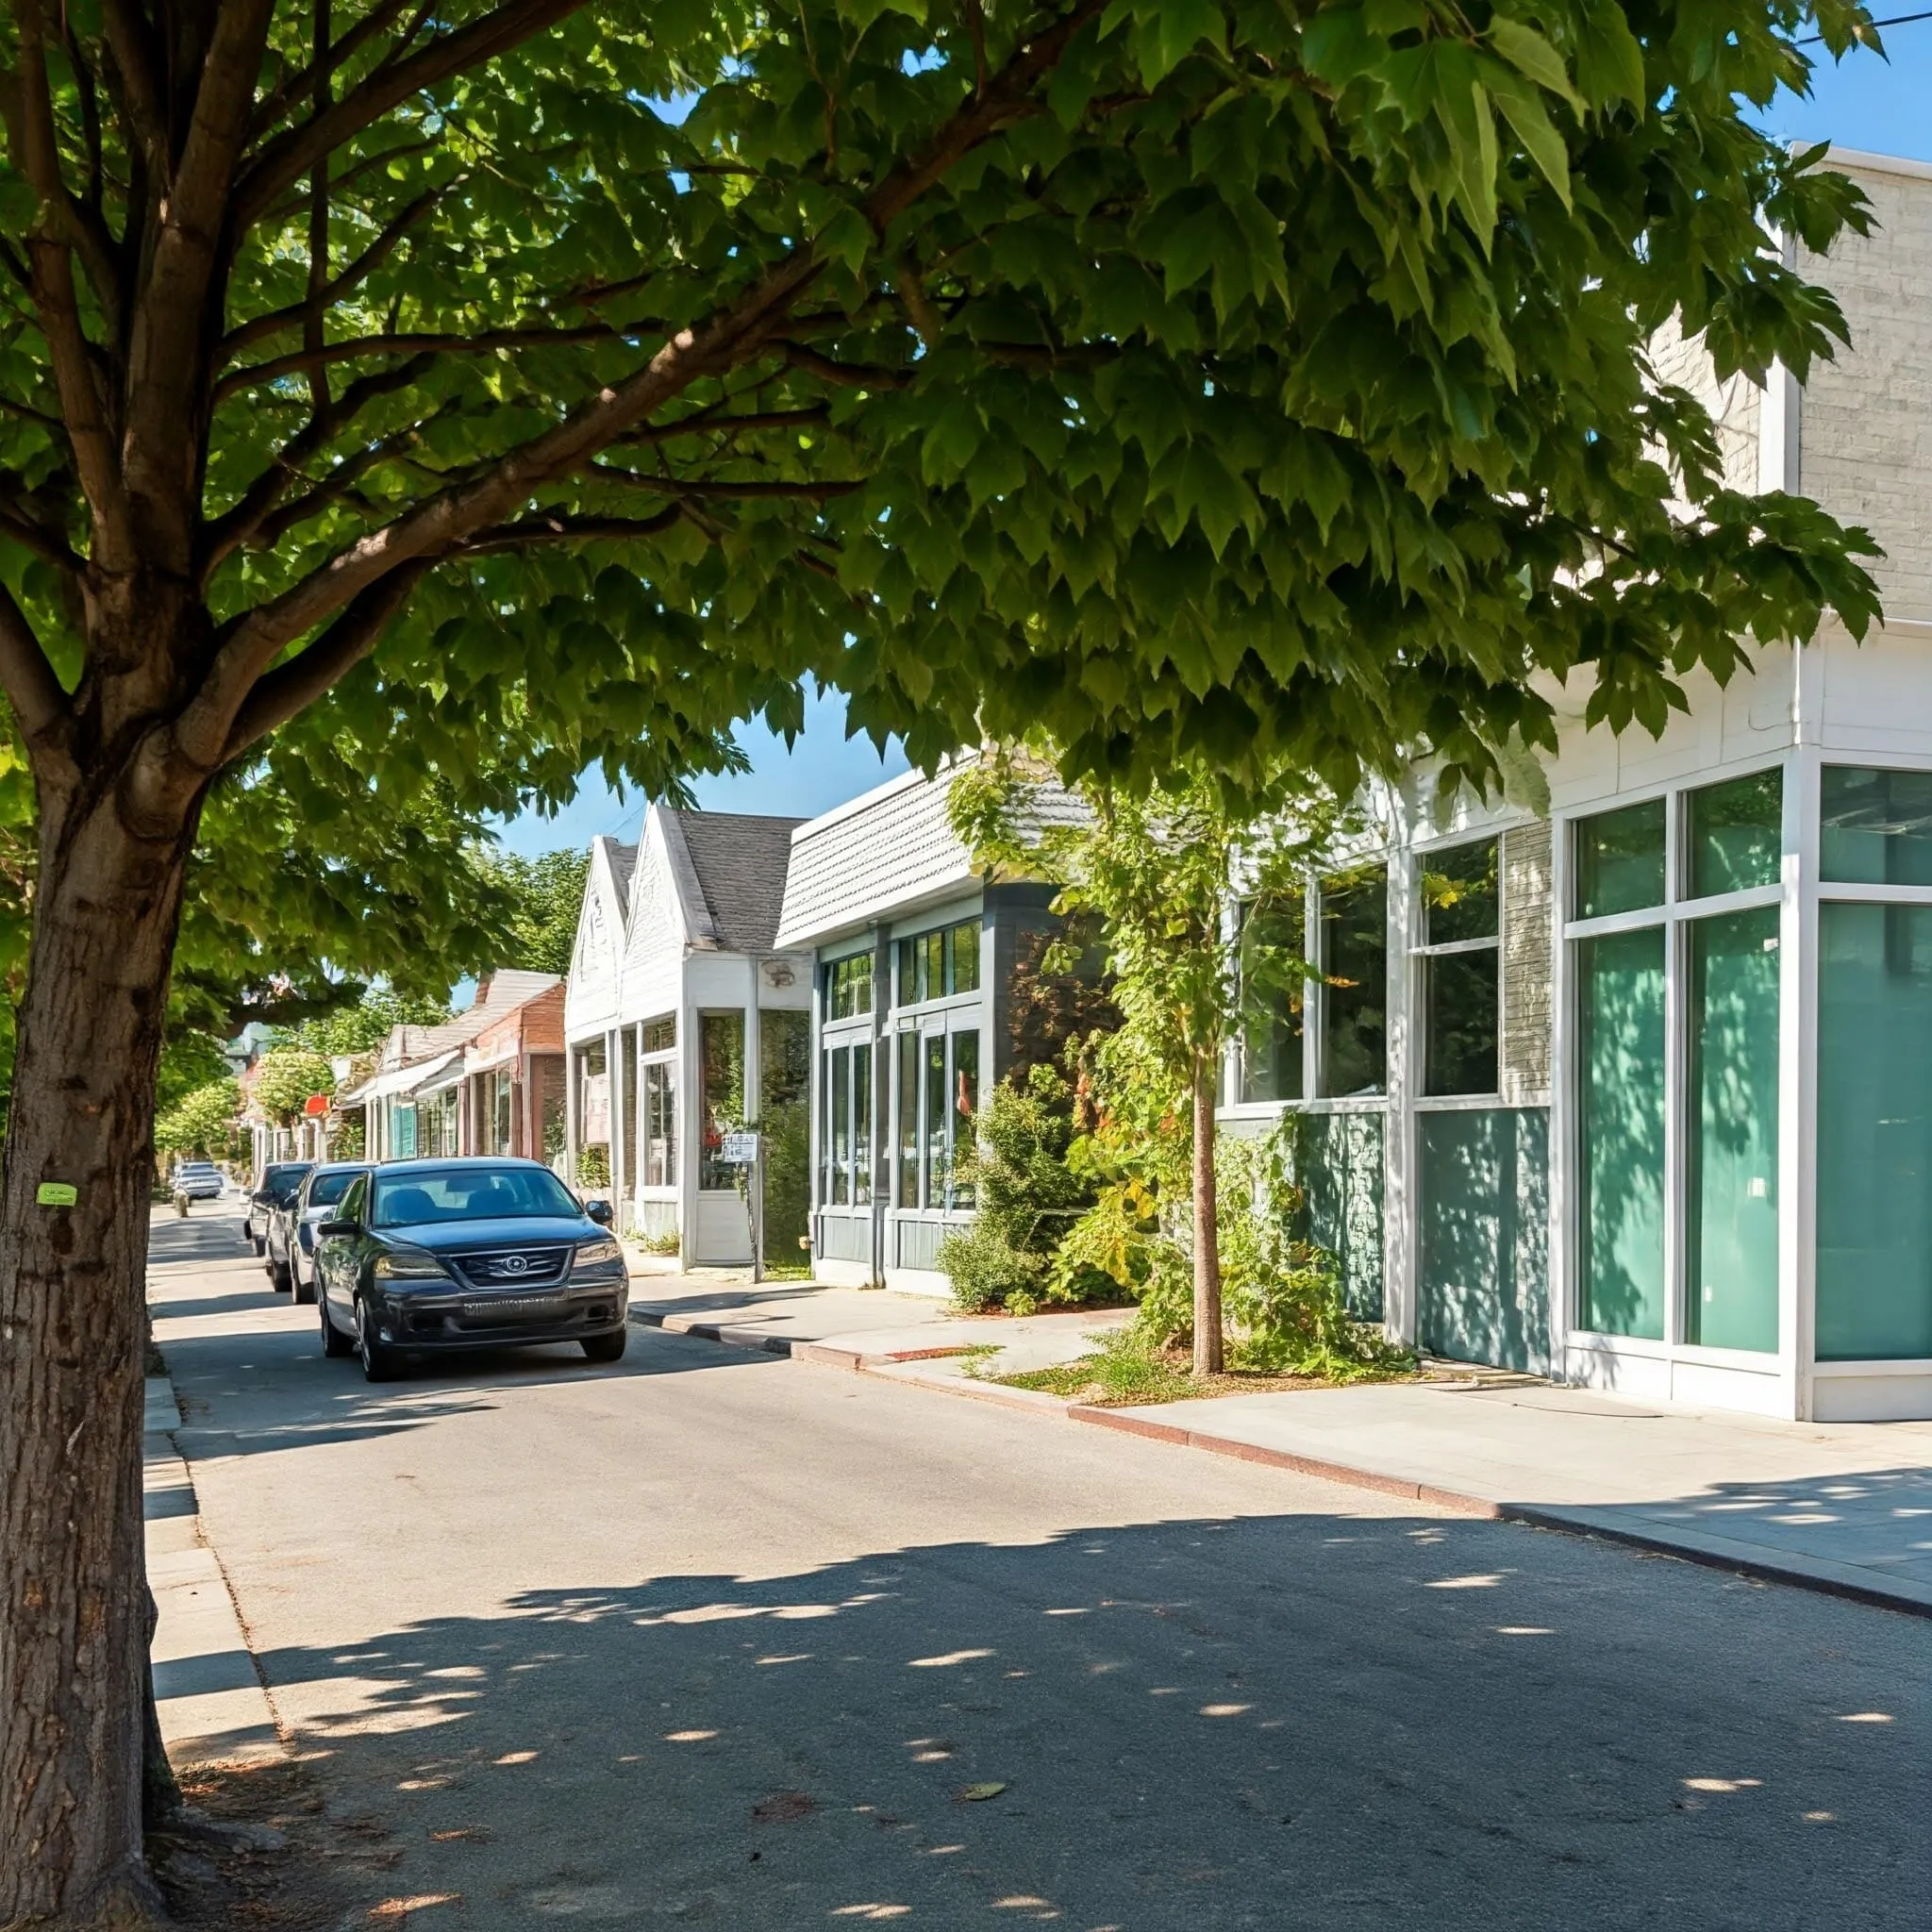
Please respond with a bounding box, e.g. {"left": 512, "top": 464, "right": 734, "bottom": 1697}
{"left": 1286, "top": 1111, "right": 1386, "bottom": 1321}
{"left": 1417, "top": 1108, "right": 1550, "bottom": 1374}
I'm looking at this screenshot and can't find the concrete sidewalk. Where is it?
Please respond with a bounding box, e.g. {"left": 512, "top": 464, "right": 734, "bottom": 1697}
{"left": 145, "top": 1373, "right": 285, "bottom": 1767}
{"left": 626, "top": 1266, "right": 1932, "bottom": 1617}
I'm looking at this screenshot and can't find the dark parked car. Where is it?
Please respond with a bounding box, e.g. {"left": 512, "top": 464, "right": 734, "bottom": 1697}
{"left": 283, "top": 1161, "right": 373, "bottom": 1306}
{"left": 315, "top": 1158, "right": 627, "bottom": 1382}
{"left": 244, "top": 1161, "right": 312, "bottom": 1262}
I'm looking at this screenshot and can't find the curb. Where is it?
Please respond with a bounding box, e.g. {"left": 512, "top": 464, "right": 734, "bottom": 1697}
{"left": 627, "top": 1308, "right": 1932, "bottom": 1621}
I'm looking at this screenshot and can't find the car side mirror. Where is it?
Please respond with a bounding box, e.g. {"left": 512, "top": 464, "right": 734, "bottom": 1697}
{"left": 586, "top": 1200, "right": 613, "bottom": 1226}
{"left": 317, "top": 1218, "right": 359, "bottom": 1240}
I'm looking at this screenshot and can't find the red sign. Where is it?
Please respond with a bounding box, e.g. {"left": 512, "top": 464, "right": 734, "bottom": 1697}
{"left": 303, "top": 1093, "right": 329, "bottom": 1117}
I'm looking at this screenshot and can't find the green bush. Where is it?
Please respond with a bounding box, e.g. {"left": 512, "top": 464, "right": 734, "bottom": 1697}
{"left": 577, "top": 1143, "right": 610, "bottom": 1189}
{"left": 938, "top": 1062, "right": 1119, "bottom": 1314}
{"left": 1081, "top": 1124, "right": 1411, "bottom": 1382}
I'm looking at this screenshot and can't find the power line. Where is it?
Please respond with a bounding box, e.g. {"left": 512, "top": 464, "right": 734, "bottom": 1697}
{"left": 1798, "top": 8, "right": 1932, "bottom": 42}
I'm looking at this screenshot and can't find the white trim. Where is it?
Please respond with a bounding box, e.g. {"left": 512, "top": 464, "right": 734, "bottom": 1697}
{"left": 1816, "top": 143, "right": 1932, "bottom": 186}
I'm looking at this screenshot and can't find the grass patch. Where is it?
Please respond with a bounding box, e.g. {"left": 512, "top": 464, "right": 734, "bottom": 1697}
{"left": 993, "top": 1325, "right": 1418, "bottom": 1407}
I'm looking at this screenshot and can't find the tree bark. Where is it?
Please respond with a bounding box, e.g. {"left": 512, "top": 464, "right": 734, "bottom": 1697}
{"left": 0, "top": 754, "right": 198, "bottom": 1928}
{"left": 1191, "top": 1049, "right": 1223, "bottom": 1377}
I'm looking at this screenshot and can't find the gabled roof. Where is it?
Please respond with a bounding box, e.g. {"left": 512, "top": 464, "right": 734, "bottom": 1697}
{"left": 658, "top": 808, "right": 806, "bottom": 955}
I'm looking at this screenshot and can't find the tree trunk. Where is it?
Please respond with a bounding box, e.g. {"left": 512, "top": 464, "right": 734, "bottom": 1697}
{"left": 0, "top": 764, "right": 198, "bottom": 1928}
{"left": 1191, "top": 1049, "right": 1223, "bottom": 1377}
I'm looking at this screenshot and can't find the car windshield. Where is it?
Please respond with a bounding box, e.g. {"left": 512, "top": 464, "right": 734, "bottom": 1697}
{"left": 263, "top": 1164, "right": 310, "bottom": 1189}
{"left": 307, "top": 1170, "right": 360, "bottom": 1208}
{"left": 371, "top": 1165, "right": 580, "bottom": 1228}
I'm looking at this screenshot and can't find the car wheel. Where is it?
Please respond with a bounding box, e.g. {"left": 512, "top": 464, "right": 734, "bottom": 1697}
{"left": 321, "top": 1294, "right": 355, "bottom": 1358}
{"left": 252, "top": 1235, "right": 266, "bottom": 1257}
{"left": 581, "top": 1328, "right": 627, "bottom": 1364}
{"left": 292, "top": 1257, "right": 317, "bottom": 1306}
{"left": 357, "top": 1298, "right": 402, "bottom": 1383}
{"left": 273, "top": 1255, "right": 292, "bottom": 1293}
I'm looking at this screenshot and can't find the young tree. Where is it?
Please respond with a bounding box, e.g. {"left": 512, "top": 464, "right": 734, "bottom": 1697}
{"left": 478, "top": 847, "right": 592, "bottom": 977}
{"left": 152, "top": 1077, "right": 241, "bottom": 1160}
{"left": 0, "top": 0, "right": 1890, "bottom": 1912}
{"left": 247, "top": 1044, "right": 335, "bottom": 1126}
{"left": 953, "top": 752, "right": 1347, "bottom": 1374}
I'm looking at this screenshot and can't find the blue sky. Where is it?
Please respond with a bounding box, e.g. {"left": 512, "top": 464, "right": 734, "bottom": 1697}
{"left": 497, "top": 25, "right": 1932, "bottom": 861}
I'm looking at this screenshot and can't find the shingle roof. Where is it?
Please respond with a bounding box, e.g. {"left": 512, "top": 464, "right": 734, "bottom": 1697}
{"left": 608, "top": 841, "right": 637, "bottom": 910}
{"left": 664, "top": 809, "right": 806, "bottom": 954}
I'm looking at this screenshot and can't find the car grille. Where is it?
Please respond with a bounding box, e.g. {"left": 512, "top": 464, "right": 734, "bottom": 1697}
{"left": 446, "top": 1244, "right": 572, "bottom": 1290}
{"left": 457, "top": 1292, "right": 570, "bottom": 1325}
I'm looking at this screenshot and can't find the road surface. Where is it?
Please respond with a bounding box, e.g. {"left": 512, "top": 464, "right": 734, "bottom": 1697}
{"left": 148, "top": 1207, "right": 1927, "bottom": 1929}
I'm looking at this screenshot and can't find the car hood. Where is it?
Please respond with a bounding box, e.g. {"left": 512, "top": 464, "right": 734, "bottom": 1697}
{"left": 376, "top": 1215, "right": 600, "bottom": 1253}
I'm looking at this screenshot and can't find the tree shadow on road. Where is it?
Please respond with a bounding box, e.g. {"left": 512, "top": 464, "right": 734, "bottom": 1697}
{"left": 208, "top": 1512, "right": 1926, "bottom": 1931}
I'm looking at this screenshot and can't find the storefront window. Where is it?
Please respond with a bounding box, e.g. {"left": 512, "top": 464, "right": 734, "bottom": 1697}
{"left": 1688, "top": 771, "right": 1782, "bottom": 898}
{"left": 491, "top": 1072, "right": 512, "bottom": 1156}
{"left": 699, "top": 1011, "right": 745, "bottom": 1189}
{"left": 1574, "top": 799, "right": 1666, "bottom": 918}
{"left": 923, "top": 1033, "right": 947, "bottom": 1209}
{"left": 1576, "top": 927, "right": 1666, "bottom": 1339}
{"left": 897, "top": 1030, "right": 919, "bottom": 1207}
{"left": 1821, "top": 765, "right": 1932, "bottom": 887}
{"left": 1418, "top": 839, "right": 1499, "bottom": 1098}
{"left": 951, "top": 1031, "right": 979, "bottom": 1208}
{"left": 896, "top": 919, "right": 980, "bottom": 1004}
{"left": 1686, "top": 908, "right": 1780, "bottom": 1351}
{"left": 827, "top": 954, "right": 874, "bottom": 1020}
{"left": 1817, "top": 903, "right": 1932, "bottom": 1358}
{"left": 643, "top": 1015, "right": 675, "bottom": 1053}
{"left": 1239, "top": 891, "right": 1305, "bottom": 1104}
{"left": 642, "top": 1061, "right": 676, "bottom": 1188}
{"left": 1319, "top": 867, "right": 1386, "bottom": 1097}
{"left": 829, "top": 1042, "right": 851, "bottom": 1206}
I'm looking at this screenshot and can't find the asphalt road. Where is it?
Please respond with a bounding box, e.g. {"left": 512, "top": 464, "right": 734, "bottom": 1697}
{"left": 148, "top": 1208, "right": 1928, "bottom": 1930}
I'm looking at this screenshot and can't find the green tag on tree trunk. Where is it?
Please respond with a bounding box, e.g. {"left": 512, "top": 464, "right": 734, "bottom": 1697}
{"left": 37, "top": 1183, "right": 77, "bottom": 1208}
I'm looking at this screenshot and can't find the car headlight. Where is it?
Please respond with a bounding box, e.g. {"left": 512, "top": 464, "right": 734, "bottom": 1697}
{"left": 574, "top": 1237, "right": 624, "bottom": 1269}
{"left": 374, "top": 1247, "right": 449, "bottom": 1281}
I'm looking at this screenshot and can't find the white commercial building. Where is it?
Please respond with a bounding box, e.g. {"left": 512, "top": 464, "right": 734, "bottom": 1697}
{"left": 562, "top": 807, "right": 810, "bottom": 1267}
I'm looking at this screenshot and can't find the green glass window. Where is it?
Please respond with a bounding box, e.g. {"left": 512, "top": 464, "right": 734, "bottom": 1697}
{"left": 828, "top": 1042, "right": 851, "bottom": 1207}
{"left": 699, "top": 1011, "right": 745, "bottom": 1189}
{"left": 1421, "top": 839, "right": 1499, "bottom": 943}
{"left": 1576, "top": 927, "right": 1666, "bottom": 1339}
{"left": 1820, "top": 766, "right": 1932, "bottom": 887}
{"left": 828, "top": 954, "right": 874, "bottom": 1020}
{"left": 1239, "top": 891, "right": 1305, "bottom": 1103}
{"left": 1574, "top": 800, "right": 1666, "bottom": 919}
{"left": 1318, "top": 868, "right": 1386, "bottom": 1098}
{"left": 1817, "top": 904, "right": 1932, "bottom": 1359}
{"left": 922, "top": 1033, "right": 947, "bottom": 1208}
{"left": 950, "top": 1031, "right": 979, "bottom": 1208}
{"left": 1686, "top": 909, "right": 1780, "bottom": 1351}
{"left": 1424, "top": 950, "right": 1500, "bottom": 1097}
{"left": 1687, "top": 771, "right": 1782, "bottom": 899}
{"left": 896, "top": 920, "right": 980, "bottom": 1003}
{"left": 896, "top": 1030, "right": 919, "bottom": 1207}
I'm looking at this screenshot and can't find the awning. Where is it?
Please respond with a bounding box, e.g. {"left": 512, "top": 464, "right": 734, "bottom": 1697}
{"left": 340, "top": 1048, "right": 459, "bottom": 1108}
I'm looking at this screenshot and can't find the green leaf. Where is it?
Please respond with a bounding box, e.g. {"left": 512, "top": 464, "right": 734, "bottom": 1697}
{"left": 1486, "top": 18, "right": 1583, "bottom": 112}
{"left": 1488, "top": 70, "right": 1574, "bottom": 209}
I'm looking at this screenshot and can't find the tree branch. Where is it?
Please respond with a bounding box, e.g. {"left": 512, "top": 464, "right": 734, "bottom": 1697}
{"left": 198, "top": 355, "right": 439, "bottom": 574}
{"left": 456, "top": 508, "right": 685, "bottom": 552}
{"left": 0, "top": 575, "right": 71, "bottom": 748}
{"left": 221, "top": 560, "right": 433, "bottom": 758}
{"left": 0, "top": 492, "right": 85, "bottom": 572}
{"left": 778, "top": 341, "right": 912, "bottom": 390}
{"left": 212, "top": 323, "right": 632, "bottom": 401}
{"left": 248, "top": 0, "right": 417, "bottom": 140}
{"left": 175, "top": 0, "right": 1108, "bottom": 774}
{"left": 220, "top": 182, "right": 450, "bottom": 358}
{"left": 589, "top": 464, "right": 862, "bottom": 502}
{"left": 95, "top": 0, "right": 170, "bottom": 179}
{"left": 233, "top": 0, "right": 590, "bottom": 238}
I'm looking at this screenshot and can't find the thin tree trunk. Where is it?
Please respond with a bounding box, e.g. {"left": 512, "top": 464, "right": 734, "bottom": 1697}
{"left": 1191, "top": 1049, "right": 1223, "bottom": 1376}
{"left": 0, "top": 768, "right": 197, "bottom": 1928}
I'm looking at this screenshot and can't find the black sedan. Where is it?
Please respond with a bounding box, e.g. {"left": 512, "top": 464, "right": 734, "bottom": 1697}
{"left": 315, "top": 1158, "right": 628, "bottom": 1382}
{"left": 244, "top": 1160, "right": 312, "bottom": 1258}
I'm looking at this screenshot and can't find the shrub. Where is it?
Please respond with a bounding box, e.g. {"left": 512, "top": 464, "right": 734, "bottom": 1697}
{"left": 938, "top": 1061, "right": 1119, "bottom": 1314}
{"left": 577, "top": 1143, "right": 610, "bottom": 1189}
{"left": 1074, "top": 1124, "right": 1411, "bottom": 1382}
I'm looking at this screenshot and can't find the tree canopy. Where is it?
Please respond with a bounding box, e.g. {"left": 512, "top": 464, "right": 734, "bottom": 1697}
{"left": 0, "top": 0, "right": 1888, "bottom": 832}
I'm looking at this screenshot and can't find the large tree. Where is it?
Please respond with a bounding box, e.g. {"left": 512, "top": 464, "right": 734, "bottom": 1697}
{"left": 0, "top": 0, "right": 1888, "bottom": 1915}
